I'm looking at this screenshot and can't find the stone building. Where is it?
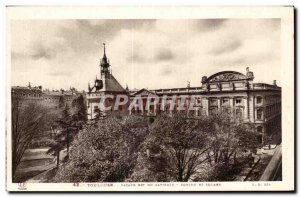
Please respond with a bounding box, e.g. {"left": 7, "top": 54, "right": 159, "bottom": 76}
{"left": 86, "top": 44, "right": 127, "bottom": 119}
{"left": 11, "top": 82, "right": 43, "bottom": 100}
{"left": 150, "top": 68, "right": 281, "bottom": 143}
{"left": 42, "top": 88, "right": 78, "bottom": 108}
{"left": 86, "top": 45, "right": 281, "bottom": 143}
{"left": 11, "top": 82, "right": 79, "bottom": 108}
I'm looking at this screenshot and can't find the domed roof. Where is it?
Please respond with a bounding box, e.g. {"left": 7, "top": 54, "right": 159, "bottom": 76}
{"left": 207, "top": 71, "right": 247, "bottom": 82}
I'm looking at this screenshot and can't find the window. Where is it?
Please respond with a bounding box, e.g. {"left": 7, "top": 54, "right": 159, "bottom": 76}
{"left": 222, "top": 98, "right": 229, "bottom": 105}
{"left": 209, "top": 107, "right": 218, "bottom": 115}
{"left": 257, "top": 126, "right": 263, "bottom": 133}
{"left": 256, "top": 96, "right": 262, "bottom": 104}
{"left": 210, "top": 98, "right": 218, "bottom": 106}
{"left": 256, "top": 134, "right": 263, "bottom": 144}
{"left": 257, "top": 109, "right": 263, "bottom": 120}
{"left": 222, "top": 107, "right": 231, "bottom": 114}
{"left": 235, "top": 97, "right": 242, "bottom": 105}
{"left": 235, "top": 108, "right": 243, "bottom": 119}
{"left": 196, "top": 109, "right": 201, "bottom": 116}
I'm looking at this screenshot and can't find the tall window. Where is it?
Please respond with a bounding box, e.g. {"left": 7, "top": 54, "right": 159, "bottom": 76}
{"left": 257, "top": 126, "right": 263, "bottom": 133}
{"left": 222, "top": 97, "right": 229, "bottom": 105}
{"left": 257, "top": 109, "right": 263, "bottom": 120}
{"left": 209, "top": 107, "right": 218, "bottom": 115}
{"left": 210, "top": 98, "right": 218, "bottom": 106}
{"left": 235, "top": 108, "right": 243, "bottom": 119}
{"left": 256, "top": 96, "right": 262, "bottom": 104}
{"left": 256, "top": 134, "right": 263, "bottom": 144}
{"left": 235, "top": 97, "right": 242, "bottom": 105}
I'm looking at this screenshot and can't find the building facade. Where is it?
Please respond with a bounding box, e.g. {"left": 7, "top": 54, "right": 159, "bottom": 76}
{"left": 148, "top": 69, "right": 281, "bottom": 143}
{"left": 11, "top": 83, "right": 79, "bottom": 108}
{"left": 86, "top": 45, "right": 281, "bottom": 143}
{"left": 86, "top": 44, "right": 127, "bottom": 119}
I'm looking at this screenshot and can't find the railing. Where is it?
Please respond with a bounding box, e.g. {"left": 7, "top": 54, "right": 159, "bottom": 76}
{"left": 260, "top": 144, "right": 282, "bottom": 181}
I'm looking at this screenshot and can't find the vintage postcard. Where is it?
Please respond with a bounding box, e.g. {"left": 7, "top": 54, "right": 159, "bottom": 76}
{"left": 6, "top": 6, "right": 294, "bottom": 191}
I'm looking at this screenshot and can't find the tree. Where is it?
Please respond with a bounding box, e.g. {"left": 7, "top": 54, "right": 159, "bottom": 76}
{"left": 207, "top": 110, "right": 258, "bottom": 166}
{"left": 51, "top": 115, "right": 149, "bottom": 182}
{"left": 71, "top": 94, "right": 87, "bottom": 130}
{"left": 204, "top": 110, "right": 258, "bottom": 181}
{"left": 11, "top": 97, "right": 47, "bottom": 181}
{"left": 47, "top": 104, "right": 77, "bottom": 167}
{"left": 72, "top": 95, "right": 87, "bottom": 121}
{"left": 131, "top": 114, "right": 211, "bottom": 182}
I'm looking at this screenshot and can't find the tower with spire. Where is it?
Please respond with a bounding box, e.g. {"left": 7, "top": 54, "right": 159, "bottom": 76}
{"left": 100, "top": 43, "right": 111, "bottom": 76}
{"left": 86, "top": 43, "right": 127, "bottom": 120}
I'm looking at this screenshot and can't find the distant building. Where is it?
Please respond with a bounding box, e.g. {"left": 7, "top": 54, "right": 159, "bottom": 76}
{"left": 42, "top": 88, "right": 78, "bottom": 108}
{"left": 11, "top": 83, "right": 79, "bottom": 108}
{"left": 11, "top": 82, "right": 43, "bottom": 100}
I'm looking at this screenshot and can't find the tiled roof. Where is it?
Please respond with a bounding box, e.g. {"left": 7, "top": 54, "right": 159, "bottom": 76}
{"left": 103, "top": 74, "right": 125, "bottom": 92}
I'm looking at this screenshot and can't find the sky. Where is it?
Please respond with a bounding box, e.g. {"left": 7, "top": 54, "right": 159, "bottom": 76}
{"left": 10, "top": 19, "right": 281, "bottom": 91}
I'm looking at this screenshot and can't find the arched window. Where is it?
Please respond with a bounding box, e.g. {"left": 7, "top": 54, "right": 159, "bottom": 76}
{"left": 256, "top": 96, "right": 262, "bottom": 104}
{"left": 257, "top": 109, "right": 263, "bottom": 120}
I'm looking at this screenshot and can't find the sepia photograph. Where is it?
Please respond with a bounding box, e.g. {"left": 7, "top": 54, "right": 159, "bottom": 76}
{"left": 6, "top": 6, "right": 294, "bottom": 191}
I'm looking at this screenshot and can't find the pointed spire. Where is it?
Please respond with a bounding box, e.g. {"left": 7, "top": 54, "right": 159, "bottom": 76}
{"left": 103, "top": 43, "right": 106, "bottom": 56}
{"left": 100, "top": 42, "right": 109, "bottom": 67}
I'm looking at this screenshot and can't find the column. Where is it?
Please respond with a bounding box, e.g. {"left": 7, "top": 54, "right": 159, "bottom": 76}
{"left": 243, "top": 96, "right": 249, "bottom": 121}
{"left": 229, "top": 97, "right": 234, "bottom": 115}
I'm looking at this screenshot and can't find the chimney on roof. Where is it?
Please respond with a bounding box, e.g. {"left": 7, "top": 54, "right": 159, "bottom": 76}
{"left": 273, "top": 80, "right": 277, "bottom": 86}
{"left": 28, "top": 82, "right": 31, "bottom": 89}
{"left": 61, "top": 89, "right": 64, "bottom": 94}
